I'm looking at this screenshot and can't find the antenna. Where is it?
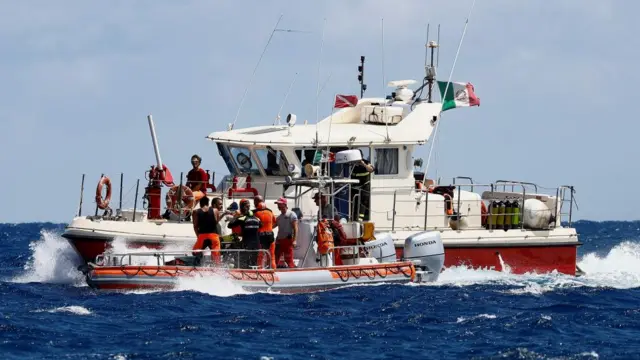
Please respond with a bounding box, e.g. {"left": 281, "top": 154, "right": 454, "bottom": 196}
{"left": 437, "top": 24, "right": 441, "bottom": 67}
{"left": 231, "top": 14, "right": 282, "bottom": 130}
{"left": 381, "top": 18, "right": 386, "bottom": 97}
{"left": 422, "top": 0, "right": 477, "bottom": 187}
{"left": 230, "top": 14, "right": 309, "bottom": 130}
{"left": 424, "top": 24, "right": 430, "bottom": 72}
{"left": 358, "top": 56, "right": 367, "bottom": 98}
{"left": 275, "top": 72, "right": 298, "bottom": 125}
{"left": 426, "top": 39, "right": 439, "bottom": 103}
{"left": 315, "top": 18, "right": 327, "bottom": 146}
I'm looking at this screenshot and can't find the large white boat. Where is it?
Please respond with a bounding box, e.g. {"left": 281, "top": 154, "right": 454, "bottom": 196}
{"left": 63, "top": 40, "right": 581, "bottom": 276}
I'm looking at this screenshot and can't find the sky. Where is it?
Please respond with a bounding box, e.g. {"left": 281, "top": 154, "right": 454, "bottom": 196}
{"left": 0, "top": 0, "right": 636, "bottom": 223}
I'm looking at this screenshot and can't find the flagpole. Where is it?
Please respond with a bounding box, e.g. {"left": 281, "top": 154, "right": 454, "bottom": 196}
{"left": 422, "top": 0, "right": 477, "bottom": 188}
{"left": 315, "top": 18, "right": 327, "bottom": 146}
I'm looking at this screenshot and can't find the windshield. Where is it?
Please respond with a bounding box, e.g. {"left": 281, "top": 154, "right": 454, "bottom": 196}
{"left": 228, "top": 146, "right": 262, "bottom": 175}
{"left": 216, "top": 143, "right": 237, "bottom": 175}
{"left": 255, "top": 147, "right": 291, "bottom": 176}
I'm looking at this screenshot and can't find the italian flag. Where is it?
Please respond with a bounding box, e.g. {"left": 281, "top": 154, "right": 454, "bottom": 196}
{"left": 437, "top": 81, "right": 481, "bottom": 111}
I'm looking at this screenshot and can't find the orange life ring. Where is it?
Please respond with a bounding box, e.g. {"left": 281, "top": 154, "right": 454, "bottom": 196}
{"left": 165, "top": 185, "right": 195, "bottom": 216}
{"left": 481, "top": 201, "right": 488, "bottom": 225}
{"left": 95, "top": 176, "right": 112, "bottom": 210}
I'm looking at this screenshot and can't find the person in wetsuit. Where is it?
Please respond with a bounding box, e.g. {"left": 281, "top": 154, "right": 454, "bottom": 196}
{"left": 253, "top": 195, "right": 277, "bottom": 269}
{"left": 351, "top": 149, "right": 374, "bottom": 221}
{"left": 227, "top": 199, "right": 261, "bottom": 268}
{"left": 191, "top": 196, "right": 222, "bottom": 265}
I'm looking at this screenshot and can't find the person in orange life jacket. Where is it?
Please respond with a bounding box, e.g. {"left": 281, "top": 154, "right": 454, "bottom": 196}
{"left": 186, "top": 154, "right": 208, "bottom": 202}
{"left": 253, "top": 195, "right": 277, "bottom": 269}
{"left": 272, "top": 197, "right": 298, "bottom": 268}
{"left": 191, "top": 196, "right": 223, "bottom": 264}
{"left": 227, "top": 199, "right": 261, "bottom": 268}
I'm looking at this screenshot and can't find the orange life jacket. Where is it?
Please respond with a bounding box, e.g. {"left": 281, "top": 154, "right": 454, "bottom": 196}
{"left": 317, "top": 219, "right": 335, "bottom": 255}
{"left": 253, "top": 207, "right": 276, "bottom": 233}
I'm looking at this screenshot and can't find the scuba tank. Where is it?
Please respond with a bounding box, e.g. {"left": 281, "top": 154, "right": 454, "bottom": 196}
{"left": 511, "top": 200, "right": 521, "bottom": 228}
{"left": 489, "top": 201, "right": 499, "bottom": 229}
{"left": 503, "top": 200, "right": 512, "bottom": 230}
{"left": 496, "top": 201, "right": 505, "bottom": 228}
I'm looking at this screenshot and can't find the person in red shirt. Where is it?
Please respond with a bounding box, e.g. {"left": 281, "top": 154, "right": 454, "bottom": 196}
{"left": 186, "top": 154, "right": 208, "bottom": 202}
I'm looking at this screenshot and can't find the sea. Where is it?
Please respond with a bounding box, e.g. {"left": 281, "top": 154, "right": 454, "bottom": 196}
{"left": 0, "top": 221, "right": 638, "bottom": 359}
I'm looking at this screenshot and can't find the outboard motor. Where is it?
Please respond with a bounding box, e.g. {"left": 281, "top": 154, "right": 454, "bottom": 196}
{"left": 403, "top": 231, "right": 445, "bottom": 282}
{"left": 362, "top": 233, "right": 396, "bottom": 263}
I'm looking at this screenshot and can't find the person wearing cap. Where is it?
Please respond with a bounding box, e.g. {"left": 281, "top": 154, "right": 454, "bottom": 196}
{"left": 313, "top": 192, "right": 339, "bottom": 221}
{"left": 186, "top": 154, "right": 208, "bottom": 202}
{"left": 227, "top": 199, "right": 261, "bottom": 268}
{"left": 272, "top": 197, "right": 297, "bottom": 268}
{"left": 253, "top": 195, "right": 277, "bottom": 269}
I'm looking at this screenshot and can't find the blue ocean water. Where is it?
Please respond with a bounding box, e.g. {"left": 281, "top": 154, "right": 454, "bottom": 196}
{"left": 1, "top": 222, "right": 639, "bottom": 359}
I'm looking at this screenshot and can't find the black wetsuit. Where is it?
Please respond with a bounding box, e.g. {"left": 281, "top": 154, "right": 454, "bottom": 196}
{"left": 228, "top": 212, "right": 261, "bottom": 268}
{"left": 351, "top": 160, "right": 372, "bottom": 220}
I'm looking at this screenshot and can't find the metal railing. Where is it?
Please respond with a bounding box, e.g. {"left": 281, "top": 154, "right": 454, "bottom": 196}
{"left": 78, "top": 172, "right": 577, "bottom": 233}
{"left": 95, "top": 248, "right": 273, "bottom": 270}
{"left": 370, "top": 180, "right": 575, "bottom": 232}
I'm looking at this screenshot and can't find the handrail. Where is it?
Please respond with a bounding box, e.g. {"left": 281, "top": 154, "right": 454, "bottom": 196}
{"left": 453, "top": 176, "right": 474, "bottom": 192}
{"left": 495, "top": 180, "right": 538, "bottom": 193}
{"left": 97, "top": 248, "right": 274, "bottom": 269}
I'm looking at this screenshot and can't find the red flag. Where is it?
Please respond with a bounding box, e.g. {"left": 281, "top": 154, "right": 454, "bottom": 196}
{"left": 334, "top": 94, "right": 358, "bottom": 108}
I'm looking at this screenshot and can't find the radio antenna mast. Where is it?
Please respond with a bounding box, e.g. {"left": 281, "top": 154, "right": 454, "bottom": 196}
{"left": 275, "top": 72, "right": 298, "bottom": 125}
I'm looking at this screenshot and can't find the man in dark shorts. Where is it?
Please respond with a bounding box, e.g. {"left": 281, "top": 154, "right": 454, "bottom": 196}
{"left": 191, "top": 196, "right": 222, "bottom": 265}
{"left": 253, "top": 195, "right": 277, "bottom": 269}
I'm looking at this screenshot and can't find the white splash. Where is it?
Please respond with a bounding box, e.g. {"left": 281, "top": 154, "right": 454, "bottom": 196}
{"left": 456, "top": 314, "right": 497, "bottom": 323}
{"left": 11, "top": 229, "right": 85, "bottom": 285}
{"left": 34, "top": 306, "right": 92, "bottom": 315}
{"left": 425, "top": 240, "right": 640, "bottom": 294}
{"left": 172, "top": 272, "right": 251, "bottom": 297}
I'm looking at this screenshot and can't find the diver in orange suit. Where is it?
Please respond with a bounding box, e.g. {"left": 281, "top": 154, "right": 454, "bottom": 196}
{"left": 253, "top": 195, "right": 277, "bottom": 269}
{"left": 192, "top": 196, "right": 222, "bottom": 264}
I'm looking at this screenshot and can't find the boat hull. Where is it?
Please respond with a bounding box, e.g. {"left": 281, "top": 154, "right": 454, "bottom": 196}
{"left": 84, "top": 262, "right": 420, "bottom": 293}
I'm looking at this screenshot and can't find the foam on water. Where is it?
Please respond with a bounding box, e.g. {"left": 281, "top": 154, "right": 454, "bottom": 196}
{"left": 11, "top": 229, "right": 85, "bottom": 285}
{"left": 34, "top": 305, "right": 92, "bottom": 315}
{"left": 172, "top": 272, "right": 251, "bottom": 297}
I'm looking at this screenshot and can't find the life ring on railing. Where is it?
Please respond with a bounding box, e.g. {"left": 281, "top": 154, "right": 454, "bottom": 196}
{"left": 165, "top": 185, "right": 195, "bottom": 216}
{"left": 95, "top": 176, "right": 112, "bottom": 210}
{"left": 443, "top": 193, "right": 454, "bottom": 216}
{"left": 481, "top": 201, "right": 488, "bottom": 226}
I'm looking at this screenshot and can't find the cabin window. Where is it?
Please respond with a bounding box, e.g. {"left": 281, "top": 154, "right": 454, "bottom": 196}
{"left": 216, "top": 143, "right": 238, "bottom": 175}
{"left": 295, "top": 149, "right": 317, "bottom": 166}
{"left": 228, "top": 146, "right": 262, "bottom": 176}
{"left": 374, "top": 148, "right": 399, "bottom": 175}
{"left": 255, "top": 147, "right": 291, "bottom": 176}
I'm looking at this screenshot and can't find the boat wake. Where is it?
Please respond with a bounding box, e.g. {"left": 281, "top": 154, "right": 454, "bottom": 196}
{"left": 11, "top": 229, "right": 85, "bottom": 286}
{"left": 426, "top": 240, "right": 640, "bottom": 294}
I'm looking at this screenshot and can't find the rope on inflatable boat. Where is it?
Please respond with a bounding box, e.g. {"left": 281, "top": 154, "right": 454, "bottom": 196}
{"left": 333, "top": 264, "right": 414, "bottom": 283}
{"left": 228, "top": 270, "right": 276, "bottom": 286}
